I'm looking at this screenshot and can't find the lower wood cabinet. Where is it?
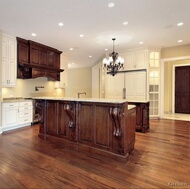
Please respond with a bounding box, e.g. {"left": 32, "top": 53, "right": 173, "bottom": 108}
{"left": 36, "top": 99, "right": 136, "bottom": 162}
{"left": 128, "top": 101, "right": 149, "bottom": 132}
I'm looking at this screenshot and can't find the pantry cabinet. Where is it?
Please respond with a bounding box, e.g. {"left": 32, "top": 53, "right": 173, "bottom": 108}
{"left": 2, "top": 34, "right": 17, "bottom": 87}
{"left": 121, "top": 49, "right": 148, "bottom": 70}
{"left": 2, "top": 100, "right": 33, "bottom": 132}
{"left": 101, "top": 48, "right": 160, "bottom": 118}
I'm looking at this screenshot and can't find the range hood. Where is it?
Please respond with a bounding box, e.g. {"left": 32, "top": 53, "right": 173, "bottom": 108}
{"left": 17, "top": 37, "right": 64, "bottom": 81}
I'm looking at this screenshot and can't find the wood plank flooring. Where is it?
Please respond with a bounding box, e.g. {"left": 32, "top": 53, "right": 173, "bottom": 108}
{"left": 0, "top": 119, "right": 190, "bottom": 188}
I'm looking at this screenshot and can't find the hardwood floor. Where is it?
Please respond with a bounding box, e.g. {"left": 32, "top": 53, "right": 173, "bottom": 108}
{"left": 0, "top": 119, "right": 190, "bottom": 189}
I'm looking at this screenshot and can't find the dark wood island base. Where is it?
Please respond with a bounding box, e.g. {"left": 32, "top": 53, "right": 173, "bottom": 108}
{"left": 35, "top": 98, "right": 136, "bottom": 162}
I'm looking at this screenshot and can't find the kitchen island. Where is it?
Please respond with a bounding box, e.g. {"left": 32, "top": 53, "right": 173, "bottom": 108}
{"left": 34, "top": 97, "right": 136, "bottom": 162}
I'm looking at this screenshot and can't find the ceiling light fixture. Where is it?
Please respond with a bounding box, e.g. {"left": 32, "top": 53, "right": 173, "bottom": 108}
{"left": 139, "top": 41, "right": 143, "bottom": 44}
{"left": 108, "top": 2, "right": 115, "bottom": 8}
{"left": 89, "top": 55, "right": 92, "bottom": 58}
{"left": 123, "top": 21, "right": 128, "bottom": 25}
{"left": 79, "top": 34, "right": 84, "bottom": 37}
{"left": 178, "top": 39, "right": 183, "bottom": 43}
{"left": 58, "top": 22, "right": 64, "bottom": 26}
{"left": 31, "top": 33, "right": 36, "bottom": 36}
{"left": 103, "top": 38, "right": 124, "bottom": 76}
{"left": 177, "top": 22, "right": 183, "bottom": 26}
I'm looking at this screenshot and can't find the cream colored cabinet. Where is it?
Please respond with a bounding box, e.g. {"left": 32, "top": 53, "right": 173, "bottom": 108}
{"left": 105, "top": 73, "right": 124, "bottom": 99}
{"left": 18, "top": 101, "right": 33, "bottom": 124}
{"left": 104, "top": 71, "right": 146, "bottom": 100}
{"left": 2, "top": 101, "right": 32, "bottom": 132}
{"left": 2, "top": 34, "right": 17, "bottom": 87}
{"left": 2, "top": 102, "right": 19, "bottom": 129}
{"left": 125, "top": 71, "right": 147, "bottom": 100}
{"left": 122, "top": 49, "right": 148, "bottom": 70}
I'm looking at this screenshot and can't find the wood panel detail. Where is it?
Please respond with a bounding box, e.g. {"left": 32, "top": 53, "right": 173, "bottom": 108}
{"left": 35, "top": 99, "right": 136, "bottom": 161}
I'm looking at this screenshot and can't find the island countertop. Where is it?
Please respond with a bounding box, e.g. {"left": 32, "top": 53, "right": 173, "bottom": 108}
{"left": 32, "top": 97, "right": 127, "bottom": 103}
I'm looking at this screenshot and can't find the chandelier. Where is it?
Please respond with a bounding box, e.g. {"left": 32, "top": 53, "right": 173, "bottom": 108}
{"left": 103, "top": 38, "right": 124, "bottom": 76}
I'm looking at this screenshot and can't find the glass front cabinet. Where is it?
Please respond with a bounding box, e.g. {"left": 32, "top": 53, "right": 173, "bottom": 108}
{"left": 148, "top": 51, "right": 160, "bottom": 118}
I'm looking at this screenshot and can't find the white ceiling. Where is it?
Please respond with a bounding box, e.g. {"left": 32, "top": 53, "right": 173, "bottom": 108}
{"left": 1, "top": 0, "right": 190, "bottom": 69}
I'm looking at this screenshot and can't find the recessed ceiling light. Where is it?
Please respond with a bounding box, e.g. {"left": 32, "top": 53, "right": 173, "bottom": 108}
{"left": 105, "top": 48, "right": 108, "bottom": 51}
{"left": 108, "top": 2, "right": 115, "bottom": 8}
{"left": 123, "top": 21, "right": 128, "bottom": 25}
{"left": 178, "top": 40, "right": 183, "bottom": 43}
{"left": 139, "top": 41, "right": 143, "bottom": 45}
{"left": 89, "top": 55, "right": 92, "bottom": 58}
{"left": 70, "top": 48, "right": 73, "bottom": 51}
{"left": 58, "top": 22, "right": 64, "bottom": 26}
{"left": 79, "top": 34, "right": 84, "bottom": 38}
{"left": 31, "top": 33, "right": 36, "bottom": 36}
{"left": 177, "top": 22, "right": 183, "bottom": 26}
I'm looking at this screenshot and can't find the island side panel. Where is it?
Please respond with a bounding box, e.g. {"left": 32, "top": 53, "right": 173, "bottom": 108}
{"left": 125, "top": 107, "right": 136, "bottom": 154}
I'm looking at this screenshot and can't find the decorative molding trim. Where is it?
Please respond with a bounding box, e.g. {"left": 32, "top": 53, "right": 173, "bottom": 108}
{"left": 64, "top": 103, "right": 75, "bottom": 131}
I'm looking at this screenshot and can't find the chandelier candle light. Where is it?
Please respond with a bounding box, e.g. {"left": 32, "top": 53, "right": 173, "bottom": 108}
{"left": 103, "top": 38, "right": 124, "bottom": 76}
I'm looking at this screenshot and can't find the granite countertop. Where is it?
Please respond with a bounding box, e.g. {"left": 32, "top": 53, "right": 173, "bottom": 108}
{"left": 2, "top": 97, "right": 33, "bottom": 103}
{"left": 32, "top": 97, "right": 129, "bottom": 104}
{"left": 32, "top": 97, "right": 149, "bottom": 103}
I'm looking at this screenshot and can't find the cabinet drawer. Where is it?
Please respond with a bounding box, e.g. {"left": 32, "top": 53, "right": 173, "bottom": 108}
{"left": 3, "top": 102, "right": 19, "bottom": 108}
{"left": 19, "top": 106, "right": 32, "bottom": 111}
{"left": 19, "top": 111, "right": 32, "bottom": 117}
{"left": 19, "top": 101, "right": 32, "bottom": 106}
{"left": 19, "top": 117, "right": 32, "bottom": 124}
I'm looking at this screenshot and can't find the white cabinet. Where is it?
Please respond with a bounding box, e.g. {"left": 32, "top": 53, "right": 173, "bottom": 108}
{"left": 104, "top": 71, "right": 147, "bottom": 100}
{"left": 2, "top": 34, "right": 17, "bottom": 87}
{"left": 105, "top": 73, "right": 124, "bottom": 99}
{"left": 125, "top": 71, "right": 147, "bottom": 100}
{"left": 19, "top": 101, "right": 33, "bottom": 124}
{"left": 122, "top": 49, "right": 148, "bottom": 70}
{"left": 54, "top": 53, "right": 68, "bottom": 88}
{"left": 2, "top": 102, "right": 19, "bottom": 128}
{"left": 2, "top": 101, "right": 33, "bottom": 132}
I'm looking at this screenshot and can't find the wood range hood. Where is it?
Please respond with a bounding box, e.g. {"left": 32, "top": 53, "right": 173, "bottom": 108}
{"left": 17, "top": 37, "right": 64, "bottom": 81}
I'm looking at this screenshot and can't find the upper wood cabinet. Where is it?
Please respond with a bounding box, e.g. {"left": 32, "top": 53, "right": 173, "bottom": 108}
{"left": 17, "top": 38, "right": 29, "bottom": 64}
{"left": 16, "top": 37, "right": 63, "bottom": 81}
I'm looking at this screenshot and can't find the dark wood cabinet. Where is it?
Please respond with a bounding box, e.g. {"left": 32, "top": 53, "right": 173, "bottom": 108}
{"left": 46, "top": 101, "right": 57, "bottom": 135}
{"left": 17, "top": 38, "right": 29, "bottom": 64}
{"left": 128, "top": 101, "right": 149, "bottom": 133}
{"left": 36, "top": 99, "right": 136, "bottom": 162}
{"left": 16, "top": 37, "right": 63, "bottom": 80}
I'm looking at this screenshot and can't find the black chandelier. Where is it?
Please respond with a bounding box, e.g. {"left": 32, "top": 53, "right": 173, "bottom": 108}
{"left": 103, "top": 38, "right": 124, "bottom": 76}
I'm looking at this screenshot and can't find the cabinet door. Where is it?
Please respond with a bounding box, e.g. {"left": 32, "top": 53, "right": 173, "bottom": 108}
{"left": 135, "top": 50, "right": 148, "bottom": 69}
{"left": 30, "top": 46, "right": 40, "bottom": 65}
{"left": 2, "top": 35, "right": 17, "bottom": 87}
{"left": 123, "top": 52, "right": 135, "bottom": 70}
{"left": 105, "top": 73, "right": 124, "bottom": 99}
{"left": 47, "top": 51, "right": 55, "bottom": 67}
{"left": 135, "top": 71, "right": 147, "bottom": 100}
{"left": 125, "top": 73, "right": 135, "bottom": 100}
{"left": 2, "top": 108, "right": 19, "bottom": 127}
{"left": 125, "top": 71, "right": 146, "bottom": 100}
{"left": 39, "top": 49, "right": 47, "bottom": 66}
{"left": 17, "top": 39, "right": 29, "bottom": 64}
{"left": 46, "top": 101, "right": 58, "bottom": 135}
